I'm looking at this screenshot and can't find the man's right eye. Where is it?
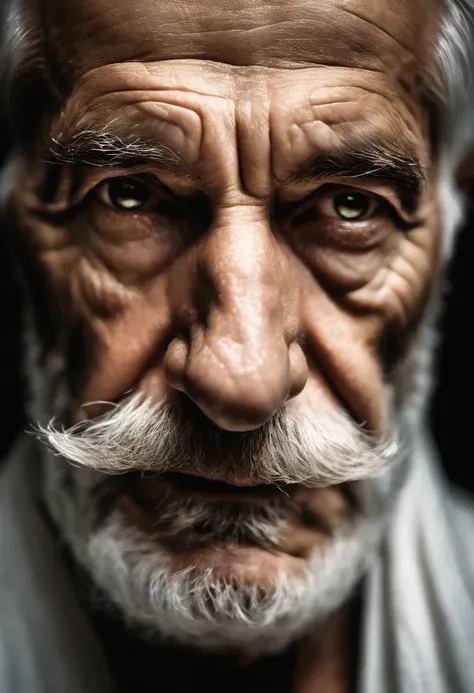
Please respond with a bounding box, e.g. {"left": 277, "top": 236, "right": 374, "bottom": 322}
{"left": 94, "top": 177, "right": 159, "bottom": 212}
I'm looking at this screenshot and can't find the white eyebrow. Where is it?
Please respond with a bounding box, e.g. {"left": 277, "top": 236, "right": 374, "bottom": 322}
{"left": 49, "top": 128, "right": 185, "bottom": 170}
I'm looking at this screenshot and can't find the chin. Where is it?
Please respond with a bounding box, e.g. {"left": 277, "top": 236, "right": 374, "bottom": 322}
{"left": 63, "top": 474, "right": 393, "bottom": 655}
{"left": 39, "top": 390, "right": 407, "bottom": 654}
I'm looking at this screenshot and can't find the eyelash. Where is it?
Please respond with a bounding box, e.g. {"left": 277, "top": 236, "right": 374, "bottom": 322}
{"left": 283, "top": 186, "right": 406, "bottom": 231}
{"left": 93, "top": 176, "right": 166, "bottom": 213}
{"left": 89, "top": 176, "right": 412, "bottom": 235}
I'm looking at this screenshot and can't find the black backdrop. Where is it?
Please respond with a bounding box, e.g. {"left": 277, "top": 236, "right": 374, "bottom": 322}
{"left": 0, "top": 211, "right": 472, "bottom": 489}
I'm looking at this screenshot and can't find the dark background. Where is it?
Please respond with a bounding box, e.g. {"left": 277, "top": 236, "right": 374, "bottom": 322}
{"left": 0, "top": 207, "right": 472, "bottom": 489}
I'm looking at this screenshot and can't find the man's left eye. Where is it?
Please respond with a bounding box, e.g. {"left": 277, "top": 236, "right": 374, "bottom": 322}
{"left": 95, "top": 178, "right": 158, "bottom": 212}
{"left": 329, "top": 191, "right": 377, "bottom": 221}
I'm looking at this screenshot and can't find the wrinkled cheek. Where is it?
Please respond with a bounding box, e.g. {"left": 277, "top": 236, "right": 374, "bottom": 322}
{"left": 21, "top": 221, "right": 172, "bottom": 407}
{"left": 298, "top": 285, "right": 386, "bottom": 433}
{"left": 79, "top": 282, "right": 173, "bottom": 406}
{"left": 373, "top": 229, "right": 441, "bottom": 326}
{"left": 295, "top": 224, "right": 440, "bottom": 434}
{"left": 288, "top": 227, "right": 398, "bottom": 295}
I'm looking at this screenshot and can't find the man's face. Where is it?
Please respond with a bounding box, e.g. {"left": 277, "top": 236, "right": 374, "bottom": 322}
{"left": 15, "top": 0, "right": 442, "bottom": 652}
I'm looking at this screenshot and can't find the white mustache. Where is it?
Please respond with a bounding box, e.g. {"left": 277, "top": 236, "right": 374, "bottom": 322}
{"left": 35, "top": 393, "right": 401, "bottom": 487}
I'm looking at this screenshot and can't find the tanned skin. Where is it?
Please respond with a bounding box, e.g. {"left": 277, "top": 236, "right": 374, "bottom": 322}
{"left": 11, "top": 0, "right": 443, "bottom": 690}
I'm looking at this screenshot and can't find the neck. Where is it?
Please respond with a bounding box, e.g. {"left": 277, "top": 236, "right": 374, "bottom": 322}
{"left": 83, "top": 582, "right": 360, "bottom": 693}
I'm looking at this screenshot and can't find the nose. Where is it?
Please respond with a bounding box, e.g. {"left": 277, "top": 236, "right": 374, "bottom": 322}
{"left": 165, "top": 204, "right": 307, "bottom": 431}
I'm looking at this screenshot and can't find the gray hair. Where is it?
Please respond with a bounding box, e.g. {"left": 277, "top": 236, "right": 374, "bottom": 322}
{"left": 436, "top": 0, "right": 474, "bottom": 155}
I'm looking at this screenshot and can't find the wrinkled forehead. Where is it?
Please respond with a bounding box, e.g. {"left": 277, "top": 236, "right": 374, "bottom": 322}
{"left": 42, "top": 0, "right": 440, "bottom": 76}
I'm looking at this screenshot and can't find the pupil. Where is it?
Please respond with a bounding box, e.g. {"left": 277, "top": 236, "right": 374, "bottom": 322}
{"left": 109, "top": 179, "right": 150, "bottom": 210}
{"left": 334, "top": 192, "right": 369, "bottom": 220}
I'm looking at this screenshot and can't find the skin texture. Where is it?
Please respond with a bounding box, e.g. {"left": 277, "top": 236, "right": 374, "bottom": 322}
{"left": 19, "top": 0, "right": 440, "bottom": 431}
{"left": 10, "top": 0, "right": 445, "bottom": 690}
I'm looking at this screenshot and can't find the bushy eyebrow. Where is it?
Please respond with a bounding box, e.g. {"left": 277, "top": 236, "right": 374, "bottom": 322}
{"left": 286, "top": 134, "right": 425, "bottom": 214}
{"left": 49, "top": 128, "right": 189, "bottom": 173}
{"left": 49, "top": 126, "right": 425, "bottom": 214}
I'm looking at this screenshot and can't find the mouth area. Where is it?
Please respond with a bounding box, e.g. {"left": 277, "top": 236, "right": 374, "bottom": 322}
{"left": 123, "top": 471, "right": 291, "bottom": 510}
{"left": 158, "top": 471, "right": 287, "bottom": 499}
{"left": 108, "top": 469, "right": 356, "bottom": 521}
{"left": 104, "top": 468, "right": 358, "bottom": 568}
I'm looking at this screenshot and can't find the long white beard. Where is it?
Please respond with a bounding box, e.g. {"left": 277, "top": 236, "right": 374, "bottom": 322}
{"left": 85, "top": 495, "right": 388, "bottom": 654}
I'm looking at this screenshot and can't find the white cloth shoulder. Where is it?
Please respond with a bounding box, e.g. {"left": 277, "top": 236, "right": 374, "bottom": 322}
{"left": 0, "top": 438, "right": 116, "bottom": 693}
{"left": 360, "top": 433, "right": 474, "bottom": 693}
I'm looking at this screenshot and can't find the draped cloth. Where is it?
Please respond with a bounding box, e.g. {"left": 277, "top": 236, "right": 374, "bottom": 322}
{"left": 1, "top": 433, "right": 474, "bottom": 693}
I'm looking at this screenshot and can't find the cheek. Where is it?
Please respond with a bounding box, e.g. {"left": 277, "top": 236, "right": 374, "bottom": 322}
{"left": 293, "top": 219, "right": 440, "bottom": 432}
{"left": 78, "top": 281, "right": 174, "bottom": 404}
{"left": 344, "top": 225, "right": 441, "bottom": 323}
{"left": 299, "top": 281, "right": 388, "bottom": 432}
{"left": 25, "top": 222, "right": 176, "bottom": 404}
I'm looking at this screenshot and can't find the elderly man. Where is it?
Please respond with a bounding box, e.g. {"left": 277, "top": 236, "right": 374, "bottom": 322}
{"left": 1, "top": 0, "right": 474, "bottom": 691}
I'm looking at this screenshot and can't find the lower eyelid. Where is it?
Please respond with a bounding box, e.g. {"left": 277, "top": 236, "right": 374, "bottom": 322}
{"left": 286, "top": 212, "right": 391, "bottom": 249}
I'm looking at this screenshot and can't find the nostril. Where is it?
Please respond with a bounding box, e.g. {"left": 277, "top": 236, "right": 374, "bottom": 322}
{"left": 189, "top": 397, "right": 284, "bottom": 432}
{"left": 288, "top": 342, "right": 308, "bottom": 399}
{"left": 164, "top": 337, "right": 189, "bottom": 391}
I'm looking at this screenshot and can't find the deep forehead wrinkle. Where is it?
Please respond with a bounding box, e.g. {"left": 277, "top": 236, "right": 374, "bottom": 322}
{"left": 41, "top": 0, "right": 439, "bottom": 78}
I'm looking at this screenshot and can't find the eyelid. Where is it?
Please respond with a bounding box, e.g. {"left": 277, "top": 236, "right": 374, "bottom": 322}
{"left": 287, "top": 184, "right": 411, "bottom": 230}
{"left": 315, "top": 189, "right": 378, "bottom": 221}
{"left": 92, "top": 174, "right": 192, "bottom": 214}
{"left": 63, "top": 169, "right": 172, "bottom": 209}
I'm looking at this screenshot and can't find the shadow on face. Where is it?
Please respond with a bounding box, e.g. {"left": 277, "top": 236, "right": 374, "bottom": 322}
{"left": 7, "top": 0, "right": 448, "bottom": 652}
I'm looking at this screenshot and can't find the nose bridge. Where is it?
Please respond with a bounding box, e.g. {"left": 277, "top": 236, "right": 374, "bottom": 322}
{"left": 165, "top": 204, "right": 306, "bottom": 431}
{"left": 200, "top": 205, "right": 281, "bottom": 332}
